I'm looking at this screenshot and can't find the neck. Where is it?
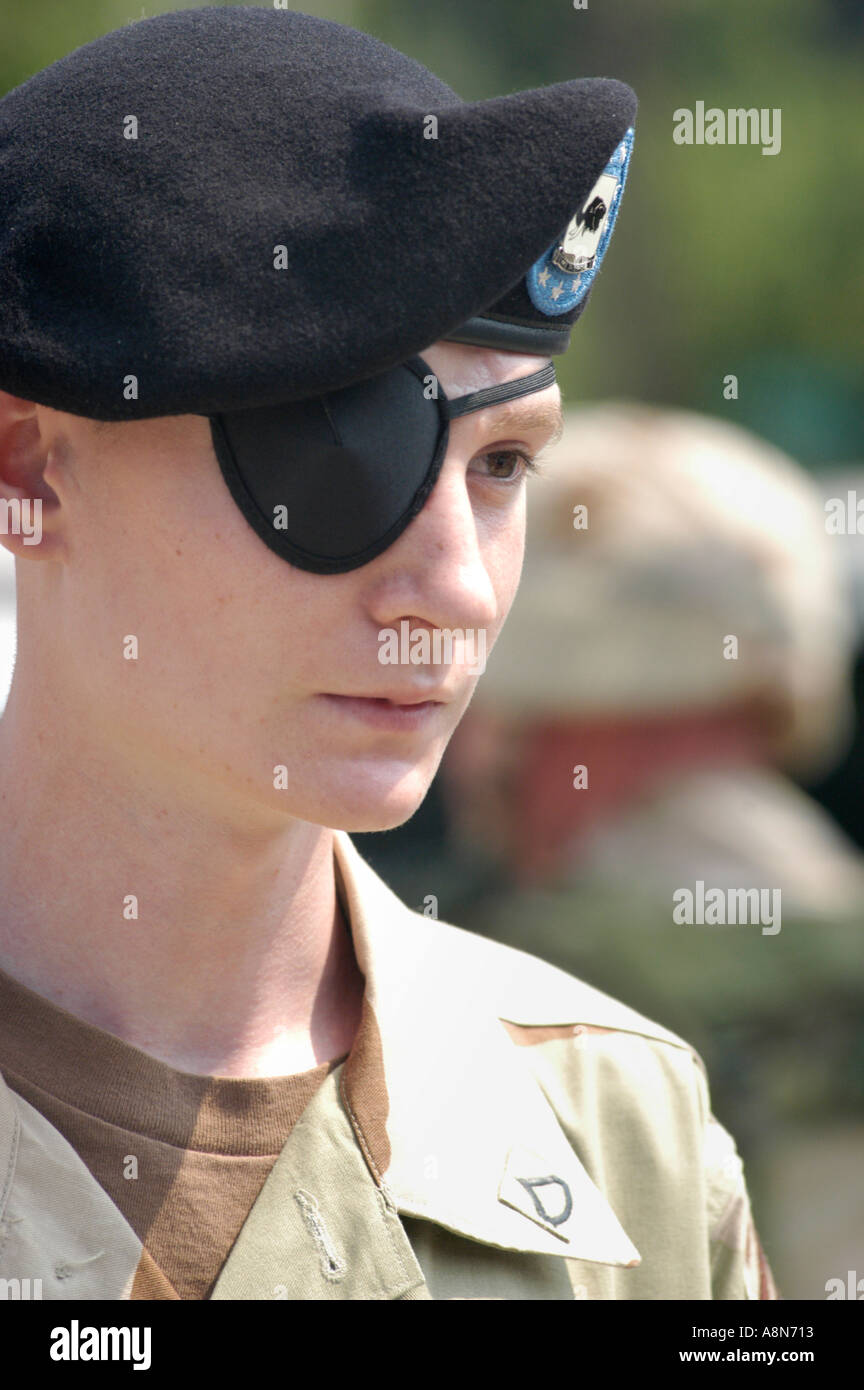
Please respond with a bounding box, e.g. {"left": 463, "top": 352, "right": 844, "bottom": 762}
{"left": 0, "top": 680, "right": 364, "bottom": 1078}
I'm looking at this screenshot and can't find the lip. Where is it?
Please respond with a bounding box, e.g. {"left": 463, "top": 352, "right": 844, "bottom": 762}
{"left": 317, "top": 692, "right": 447, "bottom": 730}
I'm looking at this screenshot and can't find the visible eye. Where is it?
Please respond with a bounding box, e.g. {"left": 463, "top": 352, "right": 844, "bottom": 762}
{"left": 470, "top": 449, "right": 543, "bottom": 484}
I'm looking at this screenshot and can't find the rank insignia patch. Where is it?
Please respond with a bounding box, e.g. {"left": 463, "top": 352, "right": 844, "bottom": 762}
{"left": 526, "top": 126, "right": 634, "bottom": 317}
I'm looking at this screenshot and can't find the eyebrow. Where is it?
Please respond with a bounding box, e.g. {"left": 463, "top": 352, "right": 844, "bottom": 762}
{"left": 472, "top": 394, "right": 565, "bottom": 447}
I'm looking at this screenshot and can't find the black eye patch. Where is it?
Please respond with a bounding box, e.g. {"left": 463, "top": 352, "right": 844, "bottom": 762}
{"left": 209, "top": 355, "right": 556, "bottom": 573}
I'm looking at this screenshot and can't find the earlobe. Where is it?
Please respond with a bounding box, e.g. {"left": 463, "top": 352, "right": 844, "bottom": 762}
{"left": 0, "top": 393, "right": 63, "bottom": 560}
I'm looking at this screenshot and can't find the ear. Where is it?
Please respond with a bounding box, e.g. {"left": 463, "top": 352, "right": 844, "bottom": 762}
{"left": 0, "top": 391, "right": 64, "bottom": 561}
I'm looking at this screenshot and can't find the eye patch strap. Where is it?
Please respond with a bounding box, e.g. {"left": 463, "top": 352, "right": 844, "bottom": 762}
{"left": 444, "top": 361, "right": 556, "bottom": 420}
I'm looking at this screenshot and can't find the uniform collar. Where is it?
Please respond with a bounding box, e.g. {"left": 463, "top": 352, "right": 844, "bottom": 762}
{"left": 332, "top": 830, "right": 640, "bottom": 1268}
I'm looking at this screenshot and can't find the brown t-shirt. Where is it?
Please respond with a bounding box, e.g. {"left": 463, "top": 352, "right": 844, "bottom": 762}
{"left": 0, "top": 964, "right": 347, "bottom": 1299}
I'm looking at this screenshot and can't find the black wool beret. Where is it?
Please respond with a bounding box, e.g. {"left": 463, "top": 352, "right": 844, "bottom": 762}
{"left": 0, "top": 5, "right": 637, "bottom": 421}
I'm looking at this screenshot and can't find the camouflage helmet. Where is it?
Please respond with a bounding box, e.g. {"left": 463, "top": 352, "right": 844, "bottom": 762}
{"left": 476, "top": 403, "right": 854, "bottom": 776}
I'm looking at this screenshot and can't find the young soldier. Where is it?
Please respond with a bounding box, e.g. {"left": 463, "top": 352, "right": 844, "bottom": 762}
{"left": 0, "top": 6, "right": 776, "bottom": 1299}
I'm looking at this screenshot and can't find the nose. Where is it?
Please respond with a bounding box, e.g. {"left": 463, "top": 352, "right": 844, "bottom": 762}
{"left": 364, "top": 451, "right": 515, "bottom": 639}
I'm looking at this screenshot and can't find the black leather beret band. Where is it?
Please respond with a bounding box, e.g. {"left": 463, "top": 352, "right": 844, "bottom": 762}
{"left": 443, "top": 316, "right": 575, "bottom": 356}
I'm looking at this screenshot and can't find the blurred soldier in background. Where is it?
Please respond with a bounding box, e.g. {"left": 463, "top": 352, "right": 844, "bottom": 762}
{"left": 437, "top": 403, "right": 864, "bottom": 1299}
{"left": 445, "top": 402, "right": 864, "bottom": 911}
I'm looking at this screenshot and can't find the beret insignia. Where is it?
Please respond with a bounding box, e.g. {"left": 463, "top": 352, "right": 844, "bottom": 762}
{"left": 527, "top": 126, "right": 634, "bottom": 317}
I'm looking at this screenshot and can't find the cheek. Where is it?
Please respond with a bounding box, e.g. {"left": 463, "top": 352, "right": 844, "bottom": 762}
{"left": 483, "top": 495, "right": 527, "bottom": 627}
{"left": 66, "top": 444, "right": 317, "bottom": 707}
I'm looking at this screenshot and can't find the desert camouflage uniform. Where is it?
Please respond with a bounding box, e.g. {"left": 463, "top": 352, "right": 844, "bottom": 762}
{"left": 0, "top": 831, "right": 777, "bottom": 1300}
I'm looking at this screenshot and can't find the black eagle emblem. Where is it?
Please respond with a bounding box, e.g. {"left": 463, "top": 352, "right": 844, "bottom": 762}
{"left": 578, "top": 195, "right": 607, "bottom": 233}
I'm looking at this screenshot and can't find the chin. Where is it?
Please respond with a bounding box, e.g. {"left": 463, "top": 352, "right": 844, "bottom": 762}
{"left": 288, "top": 757, "right": 435, "bottom": 834}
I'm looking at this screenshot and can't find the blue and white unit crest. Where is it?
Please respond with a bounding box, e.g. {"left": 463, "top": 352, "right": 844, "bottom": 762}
{"left": 526, "top": 126, "right": 634, "bottom": 316}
